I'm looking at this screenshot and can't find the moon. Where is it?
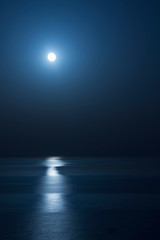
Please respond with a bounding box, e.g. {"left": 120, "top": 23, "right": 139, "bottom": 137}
{"left": 48, "top": 52, "right": 56, "bottom": 62}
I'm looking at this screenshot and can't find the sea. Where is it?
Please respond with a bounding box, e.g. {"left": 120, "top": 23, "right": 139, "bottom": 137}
{"left": 0, "top": 157, "right": 160, "bottom": 239}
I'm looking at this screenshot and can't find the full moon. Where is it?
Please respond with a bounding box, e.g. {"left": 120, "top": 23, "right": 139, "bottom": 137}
{"left": 48, "top": 52, "right": 56, "bottom": 62}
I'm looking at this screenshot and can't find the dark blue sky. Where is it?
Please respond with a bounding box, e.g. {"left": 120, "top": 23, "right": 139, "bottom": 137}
{"left": 0, "top": 0, "right": 160, "bottom": 156}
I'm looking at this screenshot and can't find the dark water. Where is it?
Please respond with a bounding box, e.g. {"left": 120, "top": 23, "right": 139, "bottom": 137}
{"left": 0, "top": 157, "right": 160, "bottom": 239}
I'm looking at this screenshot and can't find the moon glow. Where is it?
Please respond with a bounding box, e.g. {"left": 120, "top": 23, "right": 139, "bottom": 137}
{"left": 48, "top": 52, "right": 56, "bottom": 62}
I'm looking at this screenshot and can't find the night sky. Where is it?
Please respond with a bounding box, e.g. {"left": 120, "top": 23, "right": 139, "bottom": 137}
{"left": 0, "top": 0, "right": 159, "bottom": 156}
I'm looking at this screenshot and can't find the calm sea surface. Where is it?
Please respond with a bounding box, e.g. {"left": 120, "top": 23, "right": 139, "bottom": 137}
{"left": 0, "top": 157, "right": 160, "bottom": 239}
